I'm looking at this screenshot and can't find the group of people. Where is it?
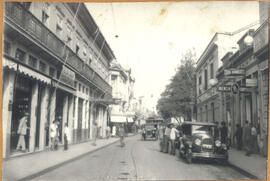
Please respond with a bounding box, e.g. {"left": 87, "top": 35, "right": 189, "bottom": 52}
{"left": 50, "top": 120, "right": 70, "bottom": 151}
{"left": 234, "top": 121, "right": 258, "bottom": 156}
{"left": 160, "top": 124, "right": 179, "bottom": 155}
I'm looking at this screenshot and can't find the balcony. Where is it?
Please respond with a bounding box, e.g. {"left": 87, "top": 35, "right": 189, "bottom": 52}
{"left": 4, "top": 2, "right": 112, "bottom": 95}
{"left": 254, "top": 20, "right": 268, "bottom": 53}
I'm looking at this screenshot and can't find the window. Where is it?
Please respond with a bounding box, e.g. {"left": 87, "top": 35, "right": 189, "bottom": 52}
{"left": 74, "top": 81, "right": 77, "bottom": 89}
{"left": 86, "top": 88, "right": 88, "bottom": 95}
{"left": 205, "top": 105, "right": 208, "bottom": 122}
{"left": 3, "top": 41, "right": 11, "bottom": 55}
{"left": 28, "top": 55, "right": 37, "bottom": 68}
{"left": 78, "top": 84, "right": 81, "bottom": 91}
{"left": 39, "top": 61, "right": 47, "bottom": 73}
{"left": 76, "top": 45, "right": 80, "bottom": 55}
{"left": 49, "top": 67, "right": 55, "bottom": 77}
{"left": 210, "top": 63, "right": 214, "bottom": 79}
{"left": 15, "top": 48, "right": 26, "bottom": 62}
{"left": 21, "top": 2, "right": 31, "bottom": 9}
{"left": 42, "top": 11, "right": 49, "bottom": 24}
{"left": 56, "top": 25, "right": 62, "bottom": 38}
{"left": 211, "top": 103, "right": 215, "bottom": 122}
{"left": 204, "top": 69, "right": 208, "bottom": 90}
{"left": 82, "top": 86, "right": 85, "bottom": 93}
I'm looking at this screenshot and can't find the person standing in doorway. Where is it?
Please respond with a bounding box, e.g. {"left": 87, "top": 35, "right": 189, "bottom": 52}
{"left": 92, "top": 122, "right": 98, "bottom": 146}
{"left": 16, "top": 113, "right": 30, "bottom": 152}
{"left": 64, "top": 123, "right": 70, "bottom": 151}
{"left": 234, "top": 124, "right": 243, "bottom": 150}
{"left": 246, "top": 122, "right": 257, "bottom": 156}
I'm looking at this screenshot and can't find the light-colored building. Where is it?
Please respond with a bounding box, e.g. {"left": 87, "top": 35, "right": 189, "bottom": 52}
{"left": 2, "top": 2, "right": 114, "bottom": 158}
{"left": 109, "top": 60, "right": 135, "bottom": 125}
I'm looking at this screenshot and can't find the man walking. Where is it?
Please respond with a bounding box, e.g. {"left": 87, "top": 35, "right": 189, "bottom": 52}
{"left": 170, "top": 124, "right": 179, "bottom": 155}
{"left": 163, "top": 124, "right": 171, "bottom": 153}
{"left": 16, "top": 113, "right": 29, "bottom": 152}
{"left": 119, "top": 124, "right": 125, "bottom": 147}
{"left": 92, "top": 122, "right": 98, "bottom": 146}
{"left": 243, "top": 121, "right": 251, "bottom": 154}
{"left": 246, "top": 122, "right": 257, "bottom": 156}
{"left": 220, "top": 121, "right": 228, "bottom": 144}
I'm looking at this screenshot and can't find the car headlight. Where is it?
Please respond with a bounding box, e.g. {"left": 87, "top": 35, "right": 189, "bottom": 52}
{"left": 194, "top": 138, "right": 201, "bottom": 146}
{"left": 215, "top": 140, "right": 221, "bottom": 147}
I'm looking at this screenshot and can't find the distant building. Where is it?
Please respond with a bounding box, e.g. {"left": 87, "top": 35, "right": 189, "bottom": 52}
{"left": 109, "top": 60, "right": 136, "bottom": 126}
{"left": 2, "top": 2, "right": 114, "bottom": 158}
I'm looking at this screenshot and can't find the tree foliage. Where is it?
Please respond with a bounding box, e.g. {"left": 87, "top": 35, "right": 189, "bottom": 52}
{"left": 156, "top": 49, "right": 196, "bottom": 121}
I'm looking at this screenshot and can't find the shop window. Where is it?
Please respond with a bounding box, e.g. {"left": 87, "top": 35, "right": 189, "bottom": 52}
{"left": 28, "top": 55, "right": 37, "bottom": 68}
{"left": 3, "top": 41, "right": 11, "bottom": 55}
{"left": 42, "top": 10, "right": 49, "bottom": 24}
{"left": 39, "top": 61, "right": 47, "bottom": 73}
{"left": 49, "top": 67, "right": 55, "bottom": 77}
{"left": 15, "top": 48, "right": 26, "bottom": 62}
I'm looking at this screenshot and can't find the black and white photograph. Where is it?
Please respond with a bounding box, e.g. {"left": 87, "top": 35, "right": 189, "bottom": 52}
{"left": 1, "top": 1, "right": 269, "bottom": 180}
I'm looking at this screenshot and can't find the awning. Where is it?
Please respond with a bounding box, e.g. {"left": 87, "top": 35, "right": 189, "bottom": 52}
{"left": 18, "top": 64, "right": 51, "bottom": 84}
{"left": 111, "top": 115, "right": 127, "bottom": 123}
{"left": 2, "top": 57, "right": 18, "bottom": 71}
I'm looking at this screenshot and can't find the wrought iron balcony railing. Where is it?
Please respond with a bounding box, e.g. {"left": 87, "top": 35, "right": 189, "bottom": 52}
{"left": 4, "top": 2, "right": 112, "bottom": 95}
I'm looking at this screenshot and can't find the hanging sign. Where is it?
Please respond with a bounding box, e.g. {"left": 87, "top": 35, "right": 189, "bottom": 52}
{"left": 224, "top": 68, "right": 245, "bottom": 76}
{"left": 231, "top": 83, "right": 239, "bottom": 94}
{"left": 59, "top": 66, "right": 75, "bottom": 88}
{"left": 217, "top": 85, "right": 231, "bottom": 92}
{"left": 245, "top": 79, "right": 257, "bottom": 87}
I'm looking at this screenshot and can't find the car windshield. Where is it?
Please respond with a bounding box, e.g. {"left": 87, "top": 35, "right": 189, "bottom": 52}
{"left": 192, "top": 125, "right": 214, "bottom": 135}
{"left": 145, "top": 125, "right": 155, "bottom": 129}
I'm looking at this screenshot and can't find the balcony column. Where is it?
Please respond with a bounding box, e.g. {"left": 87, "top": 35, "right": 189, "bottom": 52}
{"left": 29, "top": 81, "right": 38, "bottom": 152}
{"left": 68, "top": 95, "right": 74, "bottom": 143}
{"left": 39, "top": 86, "right": 49, "bottom": 150}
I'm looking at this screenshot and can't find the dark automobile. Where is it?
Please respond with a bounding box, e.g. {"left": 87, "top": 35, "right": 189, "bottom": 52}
{"left": 178, "top": 122, "right": 228, "bottom": 163}
{"left": 142, "top": 124, "right": 158, "bottom": 140}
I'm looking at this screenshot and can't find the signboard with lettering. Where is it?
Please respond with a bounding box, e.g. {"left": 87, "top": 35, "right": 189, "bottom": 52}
{"left": 245, "top": 79, "right": 257, "bottom": 87}
{"left": 217, "top": 86, "right": 231, "bottom": 92}
{"left": 224, "top": 69, "right": 245, "bottom": 76}
{"left": 60, "top": 66, "right": 75, "bottom": 87}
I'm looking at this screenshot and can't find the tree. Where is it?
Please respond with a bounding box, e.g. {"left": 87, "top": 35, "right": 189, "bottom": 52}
{"left": 157, "top": 48, "right": 196, "bottom": 122}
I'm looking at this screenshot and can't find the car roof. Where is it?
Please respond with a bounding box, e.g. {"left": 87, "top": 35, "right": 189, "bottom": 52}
{"left": 181, "top": 121, "right": 217, "bottom": 126}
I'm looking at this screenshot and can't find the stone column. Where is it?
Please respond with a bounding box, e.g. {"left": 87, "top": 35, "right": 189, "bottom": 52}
{"left": 62, "top": 95, "right": 68, "bottom": 143}
{"left": 2, "top": 70, "right": 16, "bottom": 158}
{"left": 240, "top": 93, "right": 246, "bottom": 126}
{"left": 39, "top": 86, "right": 49, "bottom": 150}
{"left": 29, "top": 81, "right": 38, "bottom": 152}
{"left": 89, "top": 102, "right": 94, "bottom": 139}
{"left": 85, "top": 101, "right": 90, "bottom": 139}
{"left": 82, "top": 99, "right": 86, "bottom": 140}
{"left": 68, "top": 95, "right": 74, "bottom": 143}
{"left": 73, "top": 96, "right": 78, "bottom": 142}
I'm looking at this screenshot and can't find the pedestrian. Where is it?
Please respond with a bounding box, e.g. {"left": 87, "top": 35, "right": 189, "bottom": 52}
{"left": 163, "top": 124, "right": 171, "bottom": 153}
{"left": 112, "top": 125, "right": 116, "bottom": 137}
{"left": 142, "top": 126, "right": 146, "bottom": 141}
{"left": 50, "top": 120, "right": 57, "bottom": 150}
{"left": 64, "top": 123, "right": 70, "bottom": 151}
{"left": 16, "top": 113, "right": 30, "bottom": 152}
{"left": 106, "top": 126, "right": 111, "bottom": 139}
{"left": 243, "top": 120, "right": 251, "bottom": 153}
{"left": 119, "top": 124, "right": 125, "bottom": 147}
{"left": 170, "top": 124, "right": 179, "bottom": 155}
{"left": 220, "top": 121, "right": 228, "bottom": 144}
{"left": 246, "top": 122, "right": 257, "bottom": 156}
{"left": 227, "top": 122, "right": 232, "bottom": 149}
{"left": 92, "top": 122, "right": 98, "bottom": 146}
{"left": 234, "top": 124, "right": 243, "bottom": 150}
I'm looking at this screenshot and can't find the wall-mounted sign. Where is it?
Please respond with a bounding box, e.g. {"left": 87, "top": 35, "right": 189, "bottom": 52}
{"left": 245, "top": 79, "right": 257, "bottom": 87}
{"left": 239, "top": 87, "right": 253, "bottom": 93}
{"left": 60, "top": 66, "right": 75, "bottom": 87}
{"left": 224, "top": 69, "right": 245, "bottom": 76}
{"left": 217, "top": 85, "right": 231, "bottom": 92}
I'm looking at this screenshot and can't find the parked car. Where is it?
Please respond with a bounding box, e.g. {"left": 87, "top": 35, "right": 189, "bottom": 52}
{"left": 178, "top": 121, "right": 228, "bottom": 164}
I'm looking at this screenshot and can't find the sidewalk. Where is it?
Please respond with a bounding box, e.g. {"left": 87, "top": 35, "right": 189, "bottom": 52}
{"left": 228, "top": 148, "right": 268, "bottom": 179}
{"left": 3, "top": 137, "right": 120, "bottom": 181}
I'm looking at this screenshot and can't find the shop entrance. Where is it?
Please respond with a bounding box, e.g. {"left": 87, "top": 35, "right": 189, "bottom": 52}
{"left": 10, "top": 75, "right": 32, "bottom": 153}
{"left": 246, "top": 95, "right": 253, "bottom": 123}
{"left": 55, "top": 89, "right": 65, "bottom": 144}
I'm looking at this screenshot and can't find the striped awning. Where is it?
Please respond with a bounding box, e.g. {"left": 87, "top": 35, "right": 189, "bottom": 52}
{"left": 2, "top": 57, "right": 18, "bottom": 70}
{"left": 18, "top": 65, "right": 51, "bottom": 84}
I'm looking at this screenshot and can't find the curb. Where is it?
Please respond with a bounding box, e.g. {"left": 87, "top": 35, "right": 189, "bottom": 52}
{"left": 227, "top": 162, "right": 260, "bottom": 180}
{"left": 17, "top": 139, "right": 120, "bottom": 181}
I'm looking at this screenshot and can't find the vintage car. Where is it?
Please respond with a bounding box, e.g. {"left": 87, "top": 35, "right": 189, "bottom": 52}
{"left": 142, "top": 123, "right": 158, "bottom": 141}
{"left": 178, "top": 121, "right": 228, "bottom": 163}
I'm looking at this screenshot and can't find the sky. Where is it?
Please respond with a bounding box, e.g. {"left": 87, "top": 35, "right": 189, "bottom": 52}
{"left": 86, "top": 1, "right": 259, "bottom": 112}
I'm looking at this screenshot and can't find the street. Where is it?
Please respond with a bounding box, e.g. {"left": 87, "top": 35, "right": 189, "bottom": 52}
{"left": 32, "top": 135, "right": 249, "bottom": 181}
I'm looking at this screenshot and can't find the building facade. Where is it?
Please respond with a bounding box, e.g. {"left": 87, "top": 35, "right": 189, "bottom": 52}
{"left": 2, "top": 2, "right": 114, "bottom": 158}
{"left": 109, "top": 60, "right": 135, "bottom": 127}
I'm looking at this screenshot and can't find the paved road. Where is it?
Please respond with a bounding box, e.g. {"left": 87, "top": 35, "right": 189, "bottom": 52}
{"left": 33, "top": 135, "right": 249, "bottom": 181}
